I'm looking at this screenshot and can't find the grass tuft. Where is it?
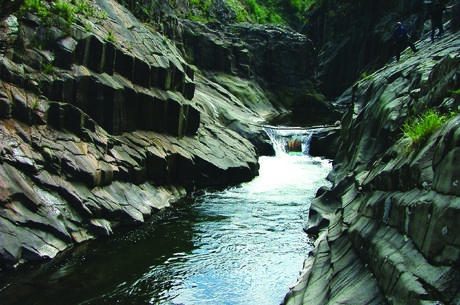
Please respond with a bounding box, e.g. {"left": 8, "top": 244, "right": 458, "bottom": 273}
{"left": 401, "top": 109, "right": 449, "bottom": 152}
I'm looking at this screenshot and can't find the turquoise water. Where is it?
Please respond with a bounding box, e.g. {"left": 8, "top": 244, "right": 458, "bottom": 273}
{"left": 0, "top": 130, "right": 331, "bottom": 305}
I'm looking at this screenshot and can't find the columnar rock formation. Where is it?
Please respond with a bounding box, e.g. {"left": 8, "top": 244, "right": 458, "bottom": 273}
{"left": 284, "top": 30, "right": 460, "bottom": 305}
{"left": 302, "top": 0, "right": 426, "bottom": 97}
{"left": 165, "top": 19, "right": 339, "bottom": 125}
{"left": 0, "top": 0, "right": 272, "bottom": 269}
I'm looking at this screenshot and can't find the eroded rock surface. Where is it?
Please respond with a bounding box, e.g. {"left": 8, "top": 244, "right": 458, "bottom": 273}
{"left": 0, "top": 0, "right": 266, "bottom": 269}
{"left": 284, "top": 28, "right": 460, "bottom": 305}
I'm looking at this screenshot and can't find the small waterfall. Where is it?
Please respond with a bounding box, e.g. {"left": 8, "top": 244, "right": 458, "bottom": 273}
{"left": 264, "top": 127, "right": 313, "bottom": 156}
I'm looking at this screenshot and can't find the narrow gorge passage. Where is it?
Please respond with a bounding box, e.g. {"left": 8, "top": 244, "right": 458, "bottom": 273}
{"left": 0, "top": 128, "right": 332, "bottom": 305}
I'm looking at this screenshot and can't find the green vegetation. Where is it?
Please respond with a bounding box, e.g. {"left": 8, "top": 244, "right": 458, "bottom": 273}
{"left": 361, "top": 72, "right": 371, "bottom": 80}
{"left": 31, "top": 98, "right": 39, "bottom": 110}
{"left": 190, "top": 0, "right": 315, "bottom": 25}
{"left": 54, "top": 0, "right": 74, "bottom": 23}
{"left": 401, "top": 109, "right": 450, "bottom": 152}
{"left": 107, "top": 30, "right": 115, "bottom": 42}
{"left": 72, "top": 0, "right": 95, "bottom": 17}
{"left": 20, "top": 0, "right": 51, "bottom": 24}
{"left": 116, "top": 0, "right": 316, "bottom": 27}
{"left": 42, "top": 61, "right": 54, "bottom": 74}
{"left": 19, "top": 0, "right": 102, "bottom": 28}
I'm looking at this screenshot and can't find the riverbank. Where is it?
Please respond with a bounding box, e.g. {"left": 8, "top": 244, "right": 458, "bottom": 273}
{"left": 0, "top": 130, "right": 331, "bottom": 305}
{"left": 283, "top": 27, "right": 460, "bottom": 305}
{"left": 0, "top": 0, "right": 272, "bottom": 270}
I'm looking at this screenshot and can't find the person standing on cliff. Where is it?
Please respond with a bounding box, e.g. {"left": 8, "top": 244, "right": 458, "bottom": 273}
{"left": 392, "top": 22, "right": 417, "bottom": 62}
{"left": 430, "top": 1, "right": 454, "bottom": 43}
{"left": 430, "top": 1, "right": 446, "bottom": 42}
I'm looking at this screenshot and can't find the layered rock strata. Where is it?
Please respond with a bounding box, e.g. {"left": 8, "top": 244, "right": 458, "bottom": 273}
{"left": 284, "top": 29, "right": 460, "bottom": 305}
{"left": 0, "top": 0, "right": 265, "bottom": 269}
{"left": 166, "top": 19, "right": 339, "bottom": 125}
{"left": 303, "top": 0, "right": 426, "bottom": 97}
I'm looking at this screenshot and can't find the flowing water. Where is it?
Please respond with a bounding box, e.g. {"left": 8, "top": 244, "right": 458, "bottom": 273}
{"left": 0, "top": 128, "right": 332, "bottom": 305}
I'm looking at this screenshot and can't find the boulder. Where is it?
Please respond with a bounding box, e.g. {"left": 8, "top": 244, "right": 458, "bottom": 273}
{"left": 309, "top": 126, "right": 340, "bottom": 159}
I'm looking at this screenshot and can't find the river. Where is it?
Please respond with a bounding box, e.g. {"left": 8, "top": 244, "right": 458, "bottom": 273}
{"left": 0, "top": 128, "right": 332, "bottom": 305}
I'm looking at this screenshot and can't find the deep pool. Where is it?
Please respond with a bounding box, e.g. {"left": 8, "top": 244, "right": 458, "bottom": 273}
{"left": 0, "top": 129, "right": 332, "bottom": 305}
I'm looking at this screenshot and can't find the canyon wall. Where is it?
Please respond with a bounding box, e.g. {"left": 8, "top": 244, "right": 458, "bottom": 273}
{"left": 284, "top": 25, "right": 460, "bottom": 305}
{"left": 0, "top": 0, "right": 285, "bottom": 269}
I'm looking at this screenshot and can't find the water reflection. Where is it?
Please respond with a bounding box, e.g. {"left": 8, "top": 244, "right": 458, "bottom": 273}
{"left": 0, "top": 134, "right": 332, "bottom": 305}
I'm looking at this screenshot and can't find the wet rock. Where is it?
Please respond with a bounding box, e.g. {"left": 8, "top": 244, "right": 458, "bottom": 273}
{"left": 309, "top": 126, "right": 340, "bottom": 159}
{"left": 170, "top": 20, "right": 335, "bottom": 126}
{"left": 303, "top": 0, "right": 424, "bottom": 97}
{"left": 287, "top": 139, "right": 302, "bottom": 152}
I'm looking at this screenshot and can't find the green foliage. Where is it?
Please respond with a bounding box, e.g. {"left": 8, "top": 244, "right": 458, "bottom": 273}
{"left": 361, "top": 72, "right": 371, "bottom": 80}
{"left": 107, "top": 30, "right": 115, "bottom": 42}
{"left": 139, "top": 1, "right": 155, "bottom": 22}
{"left": 401, "top": 109, "right": 450, "bottom": 152}
{"left": 188, "top": 0, "right": 213, "bottom": 21}
{"left": 20, "top": 0, "right": 51, "bottom": 23}
{"left": 31, "top": 98, "right": 39, "bottom": 110}
{"left": 42, "top": 61, "right": 54, "bottom": 74}
{"left": 186, "top": 0, "right": 314, "bottom": 25}
{"left": 54, "top": 0, "right": 74, "bottom": 23}
{"left": 20, "top": 0, "right": 101, "bottom": 26}
{"left": 72, "top": 0, "right": 95, "bottom": 17}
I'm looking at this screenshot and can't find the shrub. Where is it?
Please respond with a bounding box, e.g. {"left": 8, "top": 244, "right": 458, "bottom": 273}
{"left": 401, "top": 109, "right": 449, "bottom": 150}
{"left": 54, "top": 0, "right": 74, "bottom": 23}
{"left": 107, "top": 30, "right": 115, "bottom": 42}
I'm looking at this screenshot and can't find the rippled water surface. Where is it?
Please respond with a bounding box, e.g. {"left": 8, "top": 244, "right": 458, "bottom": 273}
{"left": 0, "top": 132, "right": 332, "bottom": 305}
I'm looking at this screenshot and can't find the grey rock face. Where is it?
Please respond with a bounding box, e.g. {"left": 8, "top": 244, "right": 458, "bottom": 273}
{"left": 284, "top": 28, "right": 460, "bottom": 305}
{"left": 303, "top": 0, "right": 425, "bottom": 97}
{"left": 167, "top": 19, "right": 339, "bottom": 125}
{"left": 0, "top": 0, "right": 264, "bottom": 269}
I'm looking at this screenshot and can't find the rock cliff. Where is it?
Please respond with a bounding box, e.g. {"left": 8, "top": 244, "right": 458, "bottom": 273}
{"left": 163, "top": 17, "right": 341, "bottom": 126}
{"left": 284, "top": 24, "right": 460, "bottom": 305}
{"left": 302, "top": 0, "right": 427, "bottom": 97}
{"left": 0, "top": 0, "right": 287, "bottom": 269}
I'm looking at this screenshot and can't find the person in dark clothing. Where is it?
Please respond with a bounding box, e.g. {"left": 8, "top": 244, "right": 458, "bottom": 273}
{"left": 392, "top": 22, "right": 417, "bottom": 61}
{"left": 430, "top": 1, "right": 446, "bottom": 43}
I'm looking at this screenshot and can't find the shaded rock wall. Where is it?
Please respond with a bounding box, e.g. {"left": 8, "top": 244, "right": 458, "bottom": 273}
{"left": 284, "top": 28, "right": 460, "bottom": 305}
{"left": 303, "top": 0, "right": 427, "bottom": 97}
{"left": 2, "top": 5, "right": 198, "bottom": 137}
{"left": 165, "top": 18, "right": 339, "bottom": 125}
{"left": 178, "top": 20, "right": 315, "bottom": 87}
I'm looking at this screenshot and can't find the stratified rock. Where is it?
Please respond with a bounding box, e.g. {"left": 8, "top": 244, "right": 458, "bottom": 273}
{"left": 169, "top": 19, "right": 338, "bottom": 126}
{"left": 284, "top": 27, "right": 460, "bottom": 305}
{"left": 303, "top": 0, "right": 424, "bottom": 97}
{"left": 0, "top": 0, "right": 264, "bottom": 270}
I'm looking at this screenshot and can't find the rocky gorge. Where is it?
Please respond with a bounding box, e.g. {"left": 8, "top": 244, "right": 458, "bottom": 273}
{"left": 284, "top": 14, "right": 460, "bottom": 305}
{"left": 0, "top": 0, "right": 460, "bottom": 304}
{"left": 0, "top": 0, "right": 284, "bottom": 270}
